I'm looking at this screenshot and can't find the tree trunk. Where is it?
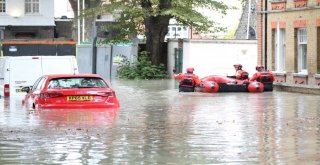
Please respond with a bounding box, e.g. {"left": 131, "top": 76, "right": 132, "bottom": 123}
{"left": 144, "top": 15, "right": 170, "bottom": 66}
{"left": 69, "top": 0, "right": 171, "bottom": 66}
{"left": 68, "top": 0, "right": 101, "bottom": 42}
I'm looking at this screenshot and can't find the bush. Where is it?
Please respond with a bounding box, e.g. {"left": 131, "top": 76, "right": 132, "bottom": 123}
{"left": 117, "top": 51, "right": 168, "bottom": 79}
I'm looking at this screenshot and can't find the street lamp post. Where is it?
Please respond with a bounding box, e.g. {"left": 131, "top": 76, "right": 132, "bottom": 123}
{"left": 92, "top": 17, "right": 97, "bottom": 74}
{"left": 77, "top": 0, "right": 80, "bottom": 44}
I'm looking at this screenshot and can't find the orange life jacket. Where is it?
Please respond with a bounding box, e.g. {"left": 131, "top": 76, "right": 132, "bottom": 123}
{"left": 257, "top": 71, "right": 274, "bottom": 83}
{"left": 174, "top": 73, "right": 200, "bottom": 88}
{"left": 179, "top": 77, "right": 196, "bottom": 88}
{"left": 236, "top": 70, "right": 249, "bottom": 80}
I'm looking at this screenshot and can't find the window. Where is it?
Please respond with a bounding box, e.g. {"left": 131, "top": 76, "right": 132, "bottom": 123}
{"left": 275, "top": 28, "right": 286, "bottom": 72}
{"left": 25, "top": 0, "right": 39, "bottom": 14}
{"left": 317, "top": 28, "right": 320, "bottom": 73}
{"left": 0, "top": 0, "right": 5, "bottom": 13}
{"left": 297, "top": 28, "right": 307, "bottom": 73}
{"left": 48, "top": 77, "right": 107, "bottom": 89}
{"left": 36, "top": 77, "right": 47, "bottom": 90}
{"left": 32, "top": 77, "right": 44, "bottom": 91}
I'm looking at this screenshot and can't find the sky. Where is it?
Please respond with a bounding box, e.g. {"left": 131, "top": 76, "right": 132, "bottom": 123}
{"left": 54, "top": 0, "right": 74, "bottom": 18}
{"left": 198, "top": 0, "right": 243, "bottom": 37}
{"left": 54, "top": 0, "right": 242, "bottom": 32}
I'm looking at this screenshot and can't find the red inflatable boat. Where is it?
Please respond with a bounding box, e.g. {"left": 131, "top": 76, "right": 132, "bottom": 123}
{"left": 195, "top": 75, "right": 265, "bottom": 93}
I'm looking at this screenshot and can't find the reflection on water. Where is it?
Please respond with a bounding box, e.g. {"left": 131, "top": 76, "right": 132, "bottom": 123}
{"left": 37, "top": 108, "right": 119, "bottom": 128}
{"left": 0, "top": 79, "right": 320, "bottom": 164}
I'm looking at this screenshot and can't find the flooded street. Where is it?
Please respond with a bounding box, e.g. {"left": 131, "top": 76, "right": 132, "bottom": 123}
{"left": 0, "top": 79, "right": 320, "bottom": 164}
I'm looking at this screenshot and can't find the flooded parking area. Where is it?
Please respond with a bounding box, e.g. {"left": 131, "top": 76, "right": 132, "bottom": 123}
{"left": 0, "top": 79, "right": 320, "bottom": 164}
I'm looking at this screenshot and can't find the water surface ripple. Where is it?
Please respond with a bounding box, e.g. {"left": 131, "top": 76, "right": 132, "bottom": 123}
{"left": 0, "top": 79, "right": 319, "bottom": 164}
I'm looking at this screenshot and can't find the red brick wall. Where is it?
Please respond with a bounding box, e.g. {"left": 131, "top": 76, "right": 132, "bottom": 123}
{"left": 257, "top": 0, "right": 263, "bottom": 65}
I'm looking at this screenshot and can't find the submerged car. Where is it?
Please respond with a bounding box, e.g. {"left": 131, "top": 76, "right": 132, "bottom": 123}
{"left": 22, "top": 74, "right": 120, "bottom": 109}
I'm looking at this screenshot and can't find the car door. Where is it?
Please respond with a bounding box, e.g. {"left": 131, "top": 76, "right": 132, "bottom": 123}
{"left": 24, "top": 76, "right": 42, "bottom": 107}
{"left": 27, "top": 76, "right": 47, "bottom": 108}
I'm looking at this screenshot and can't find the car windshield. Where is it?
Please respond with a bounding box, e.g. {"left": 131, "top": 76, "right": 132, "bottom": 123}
{"left": 48, "top": 77, "right": 107, "bottom": 89}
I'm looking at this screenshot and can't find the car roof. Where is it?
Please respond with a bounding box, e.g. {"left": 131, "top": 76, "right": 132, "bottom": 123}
{"left": 45, "top": 74, "right": 103, "bottom": 79}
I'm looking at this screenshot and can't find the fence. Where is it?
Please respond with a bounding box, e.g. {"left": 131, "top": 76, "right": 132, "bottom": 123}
{"left": 77, "top": 44, "right": 138, "bottom": 82}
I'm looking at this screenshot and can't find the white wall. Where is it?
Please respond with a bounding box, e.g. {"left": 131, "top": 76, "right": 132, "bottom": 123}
{"left": 168, "top": 39, "right": 258, "bottom": 79}
{"left": 0, "top": 0, "right": 54, "bottom": 26}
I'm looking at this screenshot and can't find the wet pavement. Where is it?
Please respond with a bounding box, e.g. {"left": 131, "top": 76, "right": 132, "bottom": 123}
{"left": 0, "top": 79, "right": 320, "bottom": 164}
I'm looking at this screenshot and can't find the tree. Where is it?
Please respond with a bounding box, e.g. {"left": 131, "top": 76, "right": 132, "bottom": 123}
{"left": 68, "top": 0, "right": 102, "bottom": 41}
{"left": 78, "top": 0, "right": 229, "bottom": 66}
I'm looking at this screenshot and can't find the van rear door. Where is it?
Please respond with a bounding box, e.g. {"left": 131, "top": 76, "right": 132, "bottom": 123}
{"left": 41, "top": 56, "right": 78, "bottom": 74}
{"left": 9, "top": 56, "right": 42, "bottom": 96}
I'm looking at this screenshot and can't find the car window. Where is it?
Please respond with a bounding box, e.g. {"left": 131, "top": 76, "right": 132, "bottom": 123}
{"left": 48, "top": 77, "right": 107, "bottom": 89}
{"left": 48, "top": 79, "right": 60, "bottom": 89}
{"left": 36, "top": 77, "right": 47, "bottom": 90}
{"left": 31, "top": 77, "right": 43, "bottom": 91}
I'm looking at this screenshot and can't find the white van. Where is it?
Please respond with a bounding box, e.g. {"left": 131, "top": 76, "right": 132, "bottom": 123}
{"left": 0, "top": 56, "right": 79, "bottom": 97}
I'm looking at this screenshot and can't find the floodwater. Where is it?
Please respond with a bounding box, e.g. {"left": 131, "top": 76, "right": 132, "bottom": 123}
{"left": 0, "top": 79, "right": 320, "bottom": 164}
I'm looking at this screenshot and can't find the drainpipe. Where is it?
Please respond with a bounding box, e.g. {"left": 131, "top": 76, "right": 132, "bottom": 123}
{"left": 92, "top": 19, "right": 97, "bottom": 74}
{"left": 110, "top": 45, "right": 113, "bottom": 82}
{"left": 264, "top": 0, "right": 268, "bottom": 69}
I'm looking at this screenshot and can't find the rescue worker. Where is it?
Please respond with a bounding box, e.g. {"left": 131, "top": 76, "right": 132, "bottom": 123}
{"left": 233, "top": 64, "right": 249, "bottom": 80}
{"left": 250, "top": 65, "right": 275, "bottom": 83}
{"left": 173, "top": 67, "right": 201, "bottom": 92}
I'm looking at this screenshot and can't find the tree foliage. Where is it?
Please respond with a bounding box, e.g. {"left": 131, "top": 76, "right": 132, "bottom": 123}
{"left": 82, "top": 0, "right": 230, "bottom": 66}
{"left": 117, "top": 51, "right": 168, "bottom": 79}
{"left": 84, "top": 0, "right": 229, "bottom": 40}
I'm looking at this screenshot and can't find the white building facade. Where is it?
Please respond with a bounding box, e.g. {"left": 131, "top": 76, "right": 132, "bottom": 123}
{"left": 0, "top": 0, "right": 55, "bottom": 40}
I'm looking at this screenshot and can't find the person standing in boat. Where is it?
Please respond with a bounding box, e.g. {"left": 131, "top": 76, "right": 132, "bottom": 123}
{"left": 250, "top": 65, "right": 275, "bottom": 91}
{"left": 173, "top": 67, "right": 201, "bottom": 92}
{"left": 233, "top": 64, "right": 249, "bottom": 80}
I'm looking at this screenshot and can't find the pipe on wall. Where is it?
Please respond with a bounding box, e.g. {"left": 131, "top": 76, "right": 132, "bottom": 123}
{"left": 264, "top": 0, "right": 268, "bottom": 69}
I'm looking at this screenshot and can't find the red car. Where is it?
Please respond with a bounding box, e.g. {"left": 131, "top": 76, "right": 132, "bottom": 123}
{"left": 22, "top": 74, "right": 120, "bottom": 109}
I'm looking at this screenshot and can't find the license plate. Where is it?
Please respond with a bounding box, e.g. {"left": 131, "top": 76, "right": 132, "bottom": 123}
{"left": 67, "top": 96, "right": 93, "bottom": 101}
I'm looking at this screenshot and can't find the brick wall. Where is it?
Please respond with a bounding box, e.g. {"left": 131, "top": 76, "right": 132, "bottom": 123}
{"left": 263, "top": 0, "right": 320, "bottom": 90}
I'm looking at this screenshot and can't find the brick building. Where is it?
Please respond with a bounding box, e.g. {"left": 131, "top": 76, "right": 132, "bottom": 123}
{"left": 257, "top": 0, "right": 320, "bottom": 94}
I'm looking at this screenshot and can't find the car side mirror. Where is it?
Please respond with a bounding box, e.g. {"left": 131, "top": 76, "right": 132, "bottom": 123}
{"left": 172, "top": 67, "right": 177, "bottom": 74}
{"left": 22, "top": 86, "right": 30, "bottom": 93}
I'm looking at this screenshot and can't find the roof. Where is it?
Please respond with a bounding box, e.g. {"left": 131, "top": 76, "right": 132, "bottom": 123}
{"left": 45, "top": 74, "right": 103, "bottom": 79}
